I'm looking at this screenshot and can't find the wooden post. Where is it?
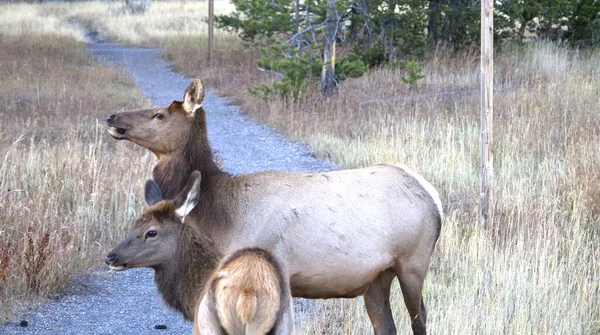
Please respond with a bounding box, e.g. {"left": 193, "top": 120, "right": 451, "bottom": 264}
{"left": 208, "top": 0, "right": 214, "bottom": 66}
{"left": 480, "top": 0, "right": 493, "bottom": 226}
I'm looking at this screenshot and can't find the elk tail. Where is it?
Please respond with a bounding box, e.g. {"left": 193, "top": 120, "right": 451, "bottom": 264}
{"left": 236, "top": 291, "right": 257, "bottom": 328}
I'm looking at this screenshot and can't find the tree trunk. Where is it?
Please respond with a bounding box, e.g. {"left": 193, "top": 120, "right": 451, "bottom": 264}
{"left": 321, "top": 0, "right": 338, "bottom": 96}
{"left": 295, "top": 0, "right": 300, "bottom": 34}
{"left": 428, "top": 0, "right": 441, "bottom": 50}
{"left": 388, "top": 24, "right": 395, "bottom": 61}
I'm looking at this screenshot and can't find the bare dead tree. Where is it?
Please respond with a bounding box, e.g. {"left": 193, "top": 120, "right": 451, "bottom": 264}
{"left": 295, "top": 0, "right": 300, "bottom": 34}
{"left": 269, "top": 0, "right": 343, "bottom": 97}
{"left": 321, "top": 0, "right": 339, "bottom": 96}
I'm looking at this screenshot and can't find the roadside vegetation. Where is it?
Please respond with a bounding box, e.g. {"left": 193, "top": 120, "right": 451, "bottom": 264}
{"left": 1, "top": 1, "right": 598, "bottom": 333}
{"left": 0, "top": 1, "right": 234, "bottom": 46}
{"left": 0, "top": 31, "right": 150, "bottom": 320}
{"left": 0, "top": 0, "right": 238, "bottom": 321}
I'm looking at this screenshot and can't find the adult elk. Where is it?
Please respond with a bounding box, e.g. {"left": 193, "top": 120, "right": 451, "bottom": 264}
{"left": 106, "top": 173, "right": 292, "bottom": 335}
{"left": 107, "top": 79, "right": 442, "bottom": 334}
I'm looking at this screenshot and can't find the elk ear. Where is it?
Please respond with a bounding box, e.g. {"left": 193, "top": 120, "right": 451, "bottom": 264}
{"left": 145, "top": 179, "right": 163, "bottom": 206}
{"left": 183, "top": 79, "right": 205, "bottom": 114}
{"left": 174, "top": 171, "right": 202, "bottom": 220}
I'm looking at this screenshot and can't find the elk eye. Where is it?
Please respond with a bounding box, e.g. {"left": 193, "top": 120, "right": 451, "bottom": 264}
{"left": 152, "top": 113, "right": 164, "bottom": 120}
{"left": 146, "top": 230, "right": 157, "bottom": 238}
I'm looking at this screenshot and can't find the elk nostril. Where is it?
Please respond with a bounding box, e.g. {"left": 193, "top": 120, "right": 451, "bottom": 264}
{"left": 107, "top": 114, "right": 116, "bottom": 123}
{"left": 105, "top": 253, "right": 117, "bottom": 265}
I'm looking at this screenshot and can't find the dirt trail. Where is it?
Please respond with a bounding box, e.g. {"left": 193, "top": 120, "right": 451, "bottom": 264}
{"left": 0, "top": 42, "right": 333, "bottom": 335}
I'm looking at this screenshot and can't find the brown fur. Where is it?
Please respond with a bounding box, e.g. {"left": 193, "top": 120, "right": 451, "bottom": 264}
{"left": 107, "top": 82, "right": 224, "bottom": 200}
{"left": 108, "top": 176, "right": 293, "bottom": 334}
{"left": 154, "top": 224, "right": 218, "bottom": 320}
{"left": 106, "top": 174, "right": 221, "bottom": 321}
{"left": 108, "top": 79, "right": 442, "bottom": 335}
{"left": 154, "top": 102, "right": 223, "bottom": 199}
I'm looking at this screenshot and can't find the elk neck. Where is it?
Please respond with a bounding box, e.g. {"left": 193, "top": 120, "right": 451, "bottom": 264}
{"left": 153, "top": 106, "right": 229, "bottom": 200}
{"left": 153, "top": 223, "right": 221, "bottom": 321}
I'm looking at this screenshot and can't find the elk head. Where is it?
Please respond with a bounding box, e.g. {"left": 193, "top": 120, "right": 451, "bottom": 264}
{"left": 105, "top": 171, "right": 202, "bottom": 271}
{"left": 106, "top": 79, "right": 205, "bottom": 158}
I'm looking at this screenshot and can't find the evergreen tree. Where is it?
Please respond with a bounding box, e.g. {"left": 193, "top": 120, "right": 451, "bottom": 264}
{"left": 216, "top": 0, "right": 296, "bottom": 44}
{"left": 218, "top": 0, "right": 599, "bottom": 98}
{"left": 568, "top": 0, "right": 600, "bottom": 46}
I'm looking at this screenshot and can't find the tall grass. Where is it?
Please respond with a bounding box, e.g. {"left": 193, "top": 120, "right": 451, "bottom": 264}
{"left": 1, "top": 2, "right": 598, "bottom": 332}
{"left": 0, "top": 34, "right": 151, "bottom": 320}
{"left": 0, "top": 1, "right": 235, "bottom": 46}
{"left": 0, "top": 0, "right": 237, "bottom": 321}
{"left": 169, "top": 40, "right": 600, "bottom": 333}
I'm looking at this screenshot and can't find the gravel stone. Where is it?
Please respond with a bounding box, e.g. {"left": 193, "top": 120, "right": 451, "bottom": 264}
{"left": 0, "top": 43, "right": 334, "bottom": 334}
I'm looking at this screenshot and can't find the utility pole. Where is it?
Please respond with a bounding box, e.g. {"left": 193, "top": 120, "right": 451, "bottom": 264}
{"left": 208, "top": 0, "right": 214, "bottom": 65}
{"left": 480, "top": 0, "right": 493, "bottom": 226}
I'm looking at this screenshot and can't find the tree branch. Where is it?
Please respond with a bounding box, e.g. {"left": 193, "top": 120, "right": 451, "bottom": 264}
{"left": 257, "top": 67, "right": 284, "bottom": 79}
{"left": 283, "top": 22, "right": 326, "bottom": 45}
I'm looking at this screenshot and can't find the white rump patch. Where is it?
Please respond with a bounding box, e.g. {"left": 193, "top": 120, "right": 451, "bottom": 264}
{"left": 398, "top": 165, "right": 443, "bottom": 221}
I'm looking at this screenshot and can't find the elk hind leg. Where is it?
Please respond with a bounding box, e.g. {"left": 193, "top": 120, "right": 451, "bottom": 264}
{"left": 396, "top": 262, "right": 429, "bottom": 335}
{"left": 363, "top": 270, "right": 397, "bottom": 335}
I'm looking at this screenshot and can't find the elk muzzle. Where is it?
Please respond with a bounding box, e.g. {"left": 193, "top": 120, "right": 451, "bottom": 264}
{"left": 105, "top": 253, "right": 117, "bottom": 266}
{"left": 105, "top": 251, "right": 128, "bottom": 271}
{"left": 106, "top": 114, "right": 129, "bottom": 139}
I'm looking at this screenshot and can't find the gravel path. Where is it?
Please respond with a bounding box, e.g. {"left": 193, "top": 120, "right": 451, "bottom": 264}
{"left": 0, "top": 43, "right": 334, "bottom": 335}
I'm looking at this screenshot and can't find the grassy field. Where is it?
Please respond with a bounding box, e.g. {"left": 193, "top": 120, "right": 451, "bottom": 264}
{"left": 0, "top": 0, "right": 238, "bottom": 320}
{"left": 1, "top": 1, "right": 599, "bottom": 333}
{"left": 0, "top": 33, "right": 152, "bottom": 320}
{"left": 0, "top": 0, "right": 239, "bottom": 321}
{"left": 0, "top": 0, "right": 234, "bottom": 46}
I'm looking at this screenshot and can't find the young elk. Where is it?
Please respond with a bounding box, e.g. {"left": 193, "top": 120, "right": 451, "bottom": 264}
{"left": 195, "top": 248, "right": 293, "bottom": 335}
{"left": 105, "top": 172, "right": 292, "bottom": 335}
{"left": 107, "top": 79, "right": 442, "bottom": 335}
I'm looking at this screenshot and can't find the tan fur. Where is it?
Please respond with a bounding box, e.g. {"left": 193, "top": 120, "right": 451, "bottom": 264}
{"left": 108, "top": 79, "right": 442, "bottom": 335}
{"left": 236, "top": 291, "right": 257, "bottom": 325}
{"left": 202, "top": 249, "right": 285, "bottom": 335}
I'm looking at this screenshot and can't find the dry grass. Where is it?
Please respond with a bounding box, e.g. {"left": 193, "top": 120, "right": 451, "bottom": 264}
{"left": 0, "top": 34, "right": 152, "bottom": 320}
{"left": 169, "top": 40, "right": 600, "bottom": 333}
{"left": 0, "top": 1, "right": 235, "bottom": 46}
{"left": 1, "top": 2, "right": 598, "bottom": 333}
{"left": 0, "top": 0, "right": 237, "bottom": 322}
{"left": 165, "top": 35, "right": 263, "bottom": 99}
